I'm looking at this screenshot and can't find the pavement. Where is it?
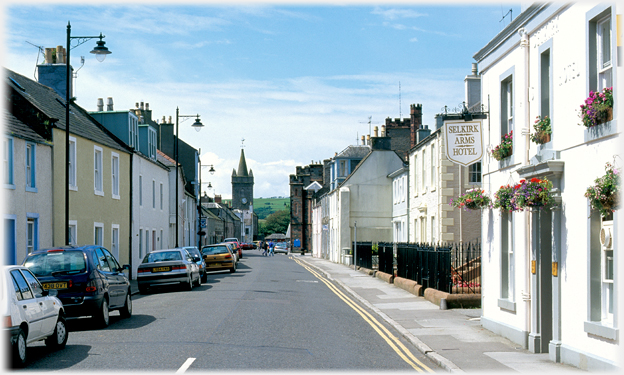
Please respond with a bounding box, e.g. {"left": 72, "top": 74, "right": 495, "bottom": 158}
{"left": 127, "top": 254, "right": 583, "bottom": 373}
{"left": 294, "top": 254, "right": 584, "bottom": 373}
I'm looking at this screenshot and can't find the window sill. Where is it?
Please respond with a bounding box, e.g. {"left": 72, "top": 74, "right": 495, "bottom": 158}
{"left": 498, "top": 155, "right": 514, "bottom": 169}
{"left": 4, "top": 184, "right": 15, "bottom": 190}
{"left": 69, "top": 185, "right": 78, "bottom": 191}
{"left": 112, "top": 194, "right": 121, "bottom": 200}
{"left": 584, "top": 119, "right": 617, "bottom": 143}
{"left": 498, "top": 298, "right": 516, "bottom": 312}
{"left": 94, "top": 190, "right": 104, "bottom": 197}
{"left": 584, "top": 320, "right": 618, "bottom": 340}
{"left": 26, "top": 186, "right": 38, "bottom": 193}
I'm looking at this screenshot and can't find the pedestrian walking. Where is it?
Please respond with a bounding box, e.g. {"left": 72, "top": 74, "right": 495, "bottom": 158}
{"left": 262, "top": 241, "right": 268, "bottom": 256}
{"left": 269, "top": 241, "right": 275, "bottom": 256}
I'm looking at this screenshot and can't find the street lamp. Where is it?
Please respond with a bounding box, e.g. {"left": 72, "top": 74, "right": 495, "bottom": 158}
{"left": 198, "top": 162, "right": 215, "bottom": 248}
{"left": 175, "top": 108, "right": 203, "bottom": 247}
{"left": 65, "top": 21, "right": 111, "bottom": 245}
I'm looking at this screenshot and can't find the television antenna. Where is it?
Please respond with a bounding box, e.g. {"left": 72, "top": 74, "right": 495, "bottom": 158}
{"left": 500, "top": 8, "right": 513, "bottom": 26}
{"left": 359, "top": 116, "right": 379, "bottom": 138}
{"left": 399, "top": 81, "right": 402, "bottom": 118}
{"left": 25, "top": 41, "right": 44, "bottom": 80}
{"left": 241, "top": 138, "right": 246, "bottom": 148}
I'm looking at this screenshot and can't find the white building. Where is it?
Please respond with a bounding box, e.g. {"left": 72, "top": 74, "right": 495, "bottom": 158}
{"left": 474, "top": 2, "right": 620, "bottom": 370}
{"left": 3, "top": 110, "right": 54, "bottom": 265}
{"left": 390, "top": 166, "right": 409, "bottom": 243}
{"left": 319, "top": 143, "right": 404, "bottom": 263}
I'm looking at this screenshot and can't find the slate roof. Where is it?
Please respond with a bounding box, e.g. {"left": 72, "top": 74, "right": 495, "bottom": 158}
{"left": 335, "top": 144, "right": 370, "bottom": 159}
{"left": 5, "top": 68, "right": 130, "bottom": 154}
{"left": 3, "top": 109, "right": 50, "bottom": 145}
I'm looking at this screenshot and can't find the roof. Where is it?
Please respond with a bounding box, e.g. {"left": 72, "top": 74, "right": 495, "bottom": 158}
{"left": 335, "top": 144, "right": 370, "bottom": 159}
{"left": 3, "top": 109, "right": 50, "bottom": 145}
{"left": 5, "top": 68, "right": 130, "bottom": 154}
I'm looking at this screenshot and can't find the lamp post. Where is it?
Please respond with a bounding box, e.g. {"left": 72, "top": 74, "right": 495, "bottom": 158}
{"left": 65, "top": 21, "right": 111, "bottom": 245}
{"left": 198, "top": 163, "right": 215, "bottom": 248}
{"left": 175, "top": 108, "right": 203, "bottom": 247}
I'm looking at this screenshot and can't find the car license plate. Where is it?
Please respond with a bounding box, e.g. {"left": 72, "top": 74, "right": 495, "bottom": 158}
{"left": 210, "top": 263, "right": 220, "bottom": 267}
{"left": 152, "top": 266, "right": 170, "bottom": 272}
{"left": 42, "top": 282, "right": 68, "bottom": 290}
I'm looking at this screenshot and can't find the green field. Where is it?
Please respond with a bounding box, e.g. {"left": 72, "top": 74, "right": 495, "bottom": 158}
{"left": 222, "top": 197, "right": 290, "bottom": 220}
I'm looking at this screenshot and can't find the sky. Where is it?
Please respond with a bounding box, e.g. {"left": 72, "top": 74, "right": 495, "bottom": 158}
{"left": 2, "top": 0, "right": 522, "bottom": 200}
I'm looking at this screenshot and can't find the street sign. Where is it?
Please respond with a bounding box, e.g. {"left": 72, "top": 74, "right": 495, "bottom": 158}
{"left": 200, "top": 218, "right": 206, "bottom": 228}
{"left": 443, "top": 120, "right": 484, "bottom": 166}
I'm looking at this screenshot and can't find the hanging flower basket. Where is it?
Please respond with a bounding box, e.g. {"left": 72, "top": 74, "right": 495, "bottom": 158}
{"left": 530, "top": 116, "right": 552, "bottom": 144}
{"left": 584, "top": 162, "right": 620, "bottom": 217}
{"left": 450, "top": 188, "right": 491, "bottom": 211}
{"left": 579, "top": 87, "right": 613, "bottom": 128}
{"left": 511, "top": 178, "right": 554, "bottom": 210}
{"left": 493, "top": 184, "right": 517, "bottom": 212}
{"left": 491, "top": 131, "right": 513, "bottom": 161}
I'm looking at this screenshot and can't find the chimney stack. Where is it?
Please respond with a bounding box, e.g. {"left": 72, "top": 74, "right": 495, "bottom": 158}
{"left": 97, "top": 98, "right": 104, "bottom": 111}
{"left": 106, "top": 97, "right": 114, "bottom": 111}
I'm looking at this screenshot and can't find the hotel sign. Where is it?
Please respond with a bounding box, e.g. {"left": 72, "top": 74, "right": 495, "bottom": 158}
{"left": 444, "top": 120, "right": 484, "bottom": 166}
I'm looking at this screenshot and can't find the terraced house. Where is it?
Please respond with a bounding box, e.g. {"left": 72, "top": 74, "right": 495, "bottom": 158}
{"left": 5, "top": 68, "right": 132, "bottom": 267}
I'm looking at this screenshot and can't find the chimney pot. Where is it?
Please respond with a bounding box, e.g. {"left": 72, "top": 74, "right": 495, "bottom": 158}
{"left": 135, "top": 102, "right": 139, "bottom": 109}
{"left": 140, "top": 101, "right": 144, "bottom": 110}
{"left": 374, "top": 126, "right": 378, "bottom": 137}
{"left": 97, "top": 98, "right": 104, "bottom": 111}
{"left": 381, "top": 125, "right": 386, "bottom": 137}
{"left": 169, "top": 116, "right": 172, "bottom": 124}
{"left": 56, "top": 46, "right": 63, "bottom": 64}
{"left": 106, "top": 97, "right": 114, "bottom": 111}
{"left": 146, "top": 103, "right": 149, "bottom": 111}
{"left": 472, "top": 62, "right": 478, "bottom": 75}
{"left": 162, "top": 116, "right": 166, "bottom": 123}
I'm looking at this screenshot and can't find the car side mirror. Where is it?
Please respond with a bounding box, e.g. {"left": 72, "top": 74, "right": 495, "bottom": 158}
{"left": 193, "top": 256, "right": 201, "bottom": 262}
{"left": 123, "top": 264, "right": 130, "bottom": 270}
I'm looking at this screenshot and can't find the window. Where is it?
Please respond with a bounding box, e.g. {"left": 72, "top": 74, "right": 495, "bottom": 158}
{"left": 500, "top": 74, "right": 514, "bottom": 138}
{"left": 601, "top": 217, "right": 614, "bottom": 324}
{"left": 129, "top": 115, "right": 139, "bottom": 149}
{"left": 413, "top": 155, "right": 418, "bottom": 195}
{"left": 431, "top": 144, "right": 436, "bottom": 189}
{"left": 431, "top": 216, "right": 436, "bottom": 244}
{"left": 152, "top": 230, "right": 156, "bottom": 252}
{"left": 160, "top": 183, "right": 164, "bottom": 210}
{"left": 25, "top": 142, "right": 36, "bottom": 191}
{"left": 69, "top": 137, "right": 76, "bottom": 190}
{"left": 339, "top": 160, "right": 347, "bottom": 177}
{"left": 152, "top": 180, "right": 156, "bottom": 209}
{"left": 95, "top": 247, "right": 111, "bottom": 272}
{"left": 26, "top": 216, "right": 37, "bottom": 254}
{"left": 145, "top": 230, "right": 150, "bottom": 253}
{"left": 68, "top": 220, "right": 77, "bottom": 246}
{"left": 597, "top": 15, "right": 612, "bottom": 90}
{"left": 111, "top": 224, "right": 119, "bottom": 260}
{"left": 4, "top": 137, "right": 14, "bottom": 187}
{"left": 94, "top": 222, "right": 104, "bottom": 246}
{"left": 540, "top": 47, "right": 552, "bottom": 121}
{"left": 148, "top": 127, "right": 157, "bottom": 159}
{"left": 11, "top": 270, "right": 34, "bottom": 300}
{"left": 139, "top": 175, "right": 143, "bottom": 206}
{"left": 160, "top": 229, "right": 163, "bottom": 250}
{"left": 111, "top": 153, "right": 120, "bottom": 199}
{"left": 94, "top": 146, "right": 103, "bottom": 195}
{"left": 421, "top": 149, "right": 426, "bottom": 190}
{"left": 500, "top": 212, "right": 514, "bottom": 303}
{"left": 139, "top": 228, "right": 143, "bottom": 258}
{"left": 469, "top": 162, "right": 482, "bottom": 183}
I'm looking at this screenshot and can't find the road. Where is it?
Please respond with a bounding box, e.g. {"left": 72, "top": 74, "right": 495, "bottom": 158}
{"left": 21, "top": 250, "right": 440, "bottom": 372}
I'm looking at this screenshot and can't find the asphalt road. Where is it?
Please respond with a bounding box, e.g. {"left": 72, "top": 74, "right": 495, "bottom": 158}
{"left": 19, "top": 250, "right": 440, "bottom": 372}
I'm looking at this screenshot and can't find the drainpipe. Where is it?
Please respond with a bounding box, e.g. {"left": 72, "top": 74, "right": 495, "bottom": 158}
{"left": 519, "top": 27, "right": 532, "bottom": 338}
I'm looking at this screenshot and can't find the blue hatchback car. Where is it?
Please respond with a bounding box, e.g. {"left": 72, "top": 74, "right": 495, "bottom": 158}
{"left": 22, "top": 245, "right": 132, "bottom": 328}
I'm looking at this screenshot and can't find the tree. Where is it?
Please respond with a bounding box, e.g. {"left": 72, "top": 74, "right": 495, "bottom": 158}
{"left": 264, "top": 209, "right": 290, "bottom": 235}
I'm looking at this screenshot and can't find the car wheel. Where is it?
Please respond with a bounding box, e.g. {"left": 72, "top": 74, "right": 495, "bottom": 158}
{"left": 196, "top": 273, "right": 202, "bottom": 287}
{"left": 230, "top": 263, "right": 237, "bottom": 273}
{"left": 185, "top": 275, "right": 193, "bottom": 291}
{"left": 95, "top": 298, "right": 110, "bottom": 328}
{"left": 120, "top": 293, "right": 132, "bottom": 318}
{"left": 45, "top": 316, "right": 68, "bottom": 349}
{"left": 201, "top": 272, "right": 207, "bottom": 283}
{"left": 11, "top": 328, "right": 27, "bottom": 368}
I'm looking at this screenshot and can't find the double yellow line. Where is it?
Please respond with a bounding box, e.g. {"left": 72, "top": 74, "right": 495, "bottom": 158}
{"left": 292, "top": 257, "right": 434, "bottom": 373}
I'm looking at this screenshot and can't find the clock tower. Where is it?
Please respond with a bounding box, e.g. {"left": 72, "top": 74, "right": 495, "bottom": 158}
{"left": 231, "top": 148, "right": 254, "bottom": 211}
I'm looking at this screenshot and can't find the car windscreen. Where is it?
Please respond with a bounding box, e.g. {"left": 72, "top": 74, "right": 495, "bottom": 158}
{"left": 201, "top": 246, "right": 229, "bottom": 255}
{"left": 143, "top": 251, "right": 182, "bottom": 263}
{"left": 24, "top": 251, "right": 87, "bottom": 277}
{"left": 186, "top": 248, "right": 201, "bottom": 257}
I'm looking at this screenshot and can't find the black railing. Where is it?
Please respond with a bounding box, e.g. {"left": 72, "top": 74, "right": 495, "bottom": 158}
{"left": 355, "top": 241, "right": 481, "bottom": 294}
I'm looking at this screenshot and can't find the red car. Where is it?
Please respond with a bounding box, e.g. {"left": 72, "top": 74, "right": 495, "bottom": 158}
{"left": 224, "top": 241, "right": 242, "bottom": 260}
{"left": 240, "top": 243, "right": 254, "bottom": 250}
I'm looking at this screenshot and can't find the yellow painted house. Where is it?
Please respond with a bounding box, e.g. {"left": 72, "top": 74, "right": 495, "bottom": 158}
{"left": 6, "top": 68, "right": 132, "bottom": 266}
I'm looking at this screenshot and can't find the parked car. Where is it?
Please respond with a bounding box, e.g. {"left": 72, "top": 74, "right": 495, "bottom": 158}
{"left": 3, "top": 265, "right": 69, "bottom": 367}
{"left": 274, "top": 242, "right": 289, "bottom": 254}
{"left": 224, "top": 238, "right": 240, "bottom": 246}
{"left": 182, "top": 246, "right": 207, "bottom": 283}
{"left": 22, "top": 245, "right": 132, "bottom": 328}
{"left": 224, "top": 241, "right": 242, "bottom": 260}
{"left": 201, "top": 244, "right": 236, "bottom": 273}
{"left": 137, "top": 249, "right": 201, "bottom": 294}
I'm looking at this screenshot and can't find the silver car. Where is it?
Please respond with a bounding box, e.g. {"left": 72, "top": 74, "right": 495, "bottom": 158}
{"left": 137, "top": 249, "right": 201, "bottom": 294}
{"left": 274, "top": 242, "right": 289, "bottom": 254}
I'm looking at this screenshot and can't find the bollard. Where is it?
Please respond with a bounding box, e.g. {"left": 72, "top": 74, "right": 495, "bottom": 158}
{"left": 440, "top": 298, "right": 448, "bottom": 310}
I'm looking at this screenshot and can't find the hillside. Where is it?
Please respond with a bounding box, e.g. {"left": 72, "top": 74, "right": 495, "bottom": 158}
{"left": 222, "top": 197, "right": 290, "bottom": 220}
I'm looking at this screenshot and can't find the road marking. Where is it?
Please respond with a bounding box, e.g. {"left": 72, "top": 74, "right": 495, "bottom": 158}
{"left": 293, "top": 258, "right": 434, "bottom": 373}
{"left": 176, "top": 358, "right": 196, "bottom": 373}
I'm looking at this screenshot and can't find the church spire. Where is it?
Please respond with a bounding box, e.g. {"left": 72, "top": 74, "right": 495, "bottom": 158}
{"left": 237, "top": 149, "right": 249, "bottom": 177}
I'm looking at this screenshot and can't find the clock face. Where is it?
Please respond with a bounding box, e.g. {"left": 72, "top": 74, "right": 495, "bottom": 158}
{"left": 242, "top": 198, "right": 247, "bottom": 204}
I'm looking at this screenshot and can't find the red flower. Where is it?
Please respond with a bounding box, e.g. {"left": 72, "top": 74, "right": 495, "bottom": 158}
{"left": 531, "top": 178, "right": 540, "bottom": 183}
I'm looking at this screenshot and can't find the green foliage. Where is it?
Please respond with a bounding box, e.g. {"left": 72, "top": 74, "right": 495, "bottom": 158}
{"left": 585, "top": 162, "right": 619, "bottom": 217}
{"left": 260, "top": 210, "right": 290, "bottom": 237}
